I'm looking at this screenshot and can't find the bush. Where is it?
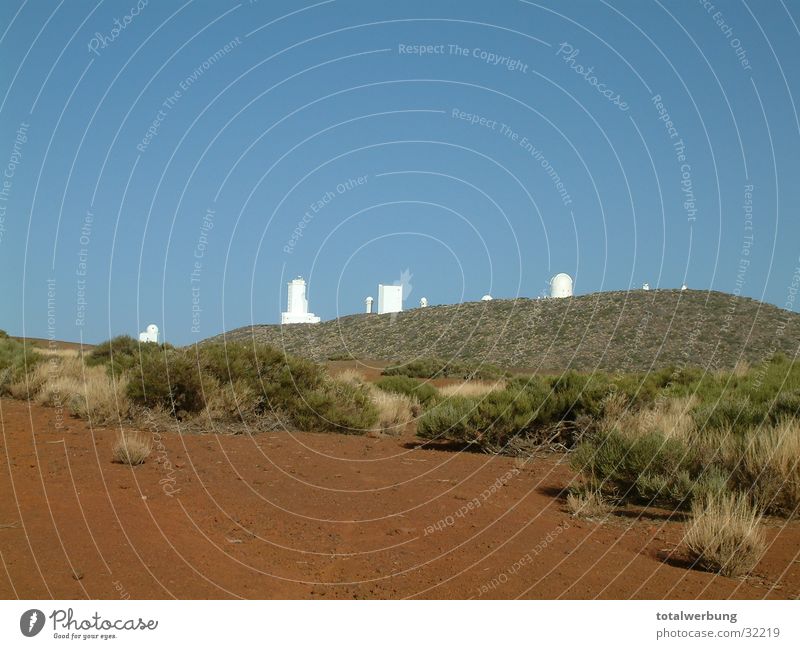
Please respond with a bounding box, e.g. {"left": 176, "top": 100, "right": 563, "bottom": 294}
{"left": 571, "top": 429, "right": 700, "bottom": 506}
{"left": 375, "top": 375, "right": 438, "bottom": 406}
{"left": 0, "top": 336, "right": 41, "bottom": 395}
{"left": 126, "top": 350, "right": 205, "bottom": 416}
{"left": 192, "top": 342, "right": 379, "bottom": 432}
{"left": 684, "top": 492, "right": 765, "bottom": 578}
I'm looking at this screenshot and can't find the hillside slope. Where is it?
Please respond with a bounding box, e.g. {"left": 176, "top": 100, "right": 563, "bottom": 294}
{"left": 210, "top": 290, "right": 800, "bottom": 372}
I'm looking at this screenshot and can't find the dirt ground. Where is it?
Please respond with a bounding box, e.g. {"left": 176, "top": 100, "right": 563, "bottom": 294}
{"left": 1, "top": 397, "right": 798, "bottom": 599}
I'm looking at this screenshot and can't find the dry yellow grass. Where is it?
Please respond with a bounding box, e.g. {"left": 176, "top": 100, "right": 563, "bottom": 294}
{"left": 335, "top": 368, "right": 367, "bottom": 385}
{"left": 739, "top": 418, "right": 800, "bottom": 516}
{"left": 438, "top": 380, "right": 505, "bottom": 398}
{"left": 10, "top": 354, "right": 129, "bottom": 423}
{"left": 684, "top": 492, "right": 765, "bottom": 578}
{"left": 369, "top": 388, "right": 417, "bottom": 435}
{"left": 112, "top": 431, "right": 152, "bottom": 465}
{"left": 566, "top": 487, "right": 611, "bottom": 520}
{"left": 607, "top": 394, "right": 698, "bottom": 442}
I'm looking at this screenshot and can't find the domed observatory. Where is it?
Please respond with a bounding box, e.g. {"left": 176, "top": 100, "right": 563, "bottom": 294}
{"left": 481, "top": 294, "right": 493, "bottom": 301}
{"left": 549, "top": 273, "right": 574, "bottom": 298}
{"left": 365, "top": 296, "right": 374, "bottom": 313}
{"left": 139, "top": 324, "right": 159, "bottom": 343}
{"left": 419, "top": 297, "right": 428, "bottom": 308}
{"left": 281, "top": 277, "right": 321, "bottom": 324}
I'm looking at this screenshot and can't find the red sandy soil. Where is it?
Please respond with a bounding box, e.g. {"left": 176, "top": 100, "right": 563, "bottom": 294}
{"left": 1, "top": 397, "right": 798, "bottom": 600}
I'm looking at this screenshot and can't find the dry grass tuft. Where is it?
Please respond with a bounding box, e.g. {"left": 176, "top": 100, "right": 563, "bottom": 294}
{"left": 609, "top": 394, "right": 698, "bottom": 442}
{"left": 739, "top": 418, "right": 800, "bottom": 516}
{"left": 335, "top": 368, "right": 368, "bottom": 385}
{"left": 370, "top": 388, "right": 417, "bottom": 435}
{"left": 684, "top": 492, "right": 765, "bottom": 578}
{"left": 438, "top": 380, "right": 505, "bottom": 398}
{"left": 112, "top": 431, "right": 152, "bottom": 466}
{"left": 566, "top": 487, "right": 611, "bottom": 520}
{"left": 14, "top": 355, "right": 130, "bottom": 424}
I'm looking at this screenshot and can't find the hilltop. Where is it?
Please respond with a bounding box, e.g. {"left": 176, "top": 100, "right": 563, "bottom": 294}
{"left": 210, "top": 290, "right": 800, "bottom": 373}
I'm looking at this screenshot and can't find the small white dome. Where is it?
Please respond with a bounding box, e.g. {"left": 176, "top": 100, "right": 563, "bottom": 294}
{"left": 481, "top": 294, "right": 493, "bottom": 301}
{"left": 549, "top": 273, "right": 573, "bottom": 298}
{"left": 419, "top": 297, "right": 428, "bottom": 308}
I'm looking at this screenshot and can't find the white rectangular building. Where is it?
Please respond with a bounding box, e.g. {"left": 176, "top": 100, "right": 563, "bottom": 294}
{"left": 377, "top": 284, "right": 403, "bottom": 314}
{"left": 281, "top": 277, "right": 320, "bottom": 324}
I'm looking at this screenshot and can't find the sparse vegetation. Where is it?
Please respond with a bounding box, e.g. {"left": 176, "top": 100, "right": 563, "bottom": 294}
{"left": 383, "top": 357, "right": 508, "bottom": 381}
{"left": 684, "top": 492, "right": 765, "bottom": 578}
{"left": 215, "top": 290, "right": 800, "bottom": 373}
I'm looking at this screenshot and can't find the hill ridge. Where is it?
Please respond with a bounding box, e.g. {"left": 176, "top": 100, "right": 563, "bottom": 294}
{"left": 208, "top": 290, "right": 800, "bottom": 372}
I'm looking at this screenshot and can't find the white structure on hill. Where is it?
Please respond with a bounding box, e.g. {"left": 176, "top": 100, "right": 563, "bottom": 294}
{"left": 642, "top": 282, "right": 650, "bottom": 291}
{"left": 365, "top": 296, "right": 374, "bottom": 313}
{"left": 419, "top": 297, "right": 428, "bottom": 308}
{"left": 681, "top": 284, "right": 688, "bottom": 291}
{"left": 549, "top": 273, "right": 574, "bottom": 298}
{"left": 481, "top": 294, "right": 493, "bottom": 301}
{"left": 281, "top": 277, "right": 320, "bottom": 324}
{"left": 139, "top": 324, "right": 159, "bottom": 343}
{"left": 378, "top": 284, "right": 403, "bottom": 314}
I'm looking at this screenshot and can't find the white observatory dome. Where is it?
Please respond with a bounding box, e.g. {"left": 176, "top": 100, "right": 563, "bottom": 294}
{"left": 419, "top": 297, "right": 428, "bottom": 308}
{"left": 549, "top": 273, "right": 573, "bottom": 298}
{"left": 642, "top": 282, "right": 650, "bottom": 291}
{"left": 481, "top": 294, "right": 493, "bottom": 301}
{"left": 139, "top": 324, "right": 159, "bottom": 344}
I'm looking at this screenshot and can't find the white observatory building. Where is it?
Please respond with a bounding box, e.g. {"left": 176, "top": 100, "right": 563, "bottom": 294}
{"left": 378, "top": 284, "right": 403, "bottom": 314}
{"left": 365, "top": 296, "right": 374, "bottom": 313}
{"left": 139, "top": 324, "right": 159, "bottom": 343}
{"left": 481, "top": 294, "right": 493, "bottom": 301}
{"left": 281, "top": 277, "right": 320, "bottom": 324}
{"left": 549, "top": 273, "right": 574, "bottom": 298}
{"left": 419, "top": 297, "right": 428, "bottom": 308}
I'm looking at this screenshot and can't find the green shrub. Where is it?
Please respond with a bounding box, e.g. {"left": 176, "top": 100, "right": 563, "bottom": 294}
{"left": 571, "top": 429, "right": 700, "bottom": 507}
{"left": 87, "top": 335, "right": 170, "bottom": 376}
{"left": 195, "top": 342, "right": 378, "bottom": 432}
{"left": 126, "top": 349, "right": 205, "bottom": 416}
{"left": 375, "top": 375, "right": 438, "bottom": 406}
{"left": 0, "top": 336, "right": 41, "bottom": 395}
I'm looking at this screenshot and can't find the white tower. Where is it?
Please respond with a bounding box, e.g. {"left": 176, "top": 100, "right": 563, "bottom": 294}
{"left": 549, "top": 273, "right": 573, "bottom": 298}
{"left": 281, "top": 277, "right": 321, "bottom": 324}
{"left": 419, "top": 297, "right": 428, "bottom": 308}
{"left": 378, "top": 284, "right": 403, "bottom": 314}
{"left": 139, "top": 324, "right": 159, "bottom": 343}
{"left": 365, "top": 296, "right": 374, "bottom": 314}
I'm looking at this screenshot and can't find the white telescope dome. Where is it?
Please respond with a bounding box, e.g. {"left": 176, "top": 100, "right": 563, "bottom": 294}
{"left": 481, "top": 294, "right": 493, "bottom": 301}
{"left": 139, "top": 324, "right": 159, "bottom": 343}
{"left": 549, "top": 273, "right": 573, "bottom": 298}
{"left": 419, "top": 297, "right": 428, "bottom": 308}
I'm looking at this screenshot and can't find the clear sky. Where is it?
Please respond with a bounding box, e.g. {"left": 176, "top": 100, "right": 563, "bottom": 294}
{"left": 1, "top": 0, "right": 798, "bottom": 345}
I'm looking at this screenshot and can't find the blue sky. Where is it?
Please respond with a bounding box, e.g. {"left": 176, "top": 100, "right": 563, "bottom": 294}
{"left": 1, "top": 0, "right": 798, "bottom": 345}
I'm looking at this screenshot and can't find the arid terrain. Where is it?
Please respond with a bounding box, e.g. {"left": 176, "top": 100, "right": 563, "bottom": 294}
{"left": 1, "top": 396, "right": 798, "bottom": 599}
